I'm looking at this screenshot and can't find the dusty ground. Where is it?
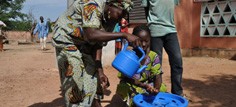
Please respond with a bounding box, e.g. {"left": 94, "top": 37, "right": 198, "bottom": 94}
{"left": 0, "top": 43, "right": 236, "bottom": 107}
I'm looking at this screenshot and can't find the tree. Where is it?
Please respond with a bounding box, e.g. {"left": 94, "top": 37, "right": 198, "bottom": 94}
{"left": 0, "top": 0, "right": 30, "bottom": 30}
{"left": 27, "top": 7, "right": 36, "bottom": 25}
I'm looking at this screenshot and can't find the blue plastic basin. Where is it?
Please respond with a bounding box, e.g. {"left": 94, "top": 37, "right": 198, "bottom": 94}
{"left": 133, "top": 92, "right": 188, "bottom": 107}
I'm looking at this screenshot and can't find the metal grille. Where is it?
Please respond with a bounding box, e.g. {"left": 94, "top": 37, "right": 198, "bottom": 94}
{"left": 201, "top": 0, "right": 236, "bottom": 37}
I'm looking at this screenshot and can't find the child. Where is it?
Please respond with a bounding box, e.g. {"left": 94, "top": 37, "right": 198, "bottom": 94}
{"left": 120, "top": 17, "right": 129, "bottom": 33}
{"left": 116, "top": 25, "right": 167, "bottom": 106}
{"left": 120, "top": 17, "right": 129, "bottom": 47}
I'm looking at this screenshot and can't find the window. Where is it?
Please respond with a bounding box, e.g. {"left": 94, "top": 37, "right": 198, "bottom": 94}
{"left": 201, "top": 0, "right": 236, "bottom": 37}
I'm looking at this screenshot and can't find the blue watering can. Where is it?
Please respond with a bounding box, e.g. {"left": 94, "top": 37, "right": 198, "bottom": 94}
{"left": 112, "top": 43, "right": 147, "bottom": 78}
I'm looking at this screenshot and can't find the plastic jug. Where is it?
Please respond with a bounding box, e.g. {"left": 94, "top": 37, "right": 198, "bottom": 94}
{"left": 112, "top": 43, "right": 147, "bottom": 78}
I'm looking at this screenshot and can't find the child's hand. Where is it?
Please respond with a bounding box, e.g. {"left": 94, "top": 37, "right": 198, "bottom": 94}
{"left": 145, "top": 84, "right": 159, "bottom": 94}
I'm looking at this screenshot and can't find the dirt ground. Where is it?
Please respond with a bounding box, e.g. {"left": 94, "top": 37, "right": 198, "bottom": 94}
{"left": 0, "top": 43, "right": 236, "bottom": 107}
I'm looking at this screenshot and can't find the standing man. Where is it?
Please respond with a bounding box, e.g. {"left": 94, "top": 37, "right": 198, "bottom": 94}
{"left": 33, "top": 16, "right": 49, "bottom": 50}
{"left": 141, "top": 0, "right": 184, "bottom": 96}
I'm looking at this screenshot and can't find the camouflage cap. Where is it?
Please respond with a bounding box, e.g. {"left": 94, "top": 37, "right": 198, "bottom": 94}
{"left": 107, "top": 0, "right": 133, "bottom": 12}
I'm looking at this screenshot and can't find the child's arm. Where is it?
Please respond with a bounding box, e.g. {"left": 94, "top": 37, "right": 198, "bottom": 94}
{"left": 153, "top": 74, "right": 162, "bottom": 91}
{"left": 123, "top": 76, "right": 158, "bottom": 94}
{"left": 149, "top": 52, "right": 163, "bottom": 93}
{"left": 122, "top": 76, "right": 146, "bottom": 89}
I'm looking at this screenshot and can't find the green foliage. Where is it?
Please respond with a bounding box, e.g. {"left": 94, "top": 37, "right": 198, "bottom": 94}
{"left": 0, "top": 0, "right": 31, "bottom": 31}
{"left": 8, "top": 21, "right": 31, "bottom": 31}
{"left": 47, "top": 21, "right": 53, "bottom": 33}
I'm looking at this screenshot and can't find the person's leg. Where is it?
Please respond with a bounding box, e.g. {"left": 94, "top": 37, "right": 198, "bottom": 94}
{"left": 39, "top": 37, "right": 43, "bottom": 50}
{"left": 58, "top": 49, "right": 97, "bottom": 107}
{"left": 79, "top": 53, "right": 98, "bottom": 106}
{"left": 151, "top": 37, "right": 164, "bottom": 64}
{"left": 151, "top": 37, "right": 164, "bottom": 88}
{"left": 43, "top": 36, "right": 47, "bottom": 49}
{"left": 163, "top": 33, "right": 183, "bottom": 95}
{"left": 116, "top": 80, "right": 135, "bottom": 107}
{"left": 55, "top": 47, "right": 65, "bottom": 85}
{"left": 56, "top": 48, "right": 70, "bottom": 107}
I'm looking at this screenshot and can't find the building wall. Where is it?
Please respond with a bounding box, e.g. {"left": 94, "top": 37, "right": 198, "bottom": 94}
{"left": 176, "top": 0, "right": 236, "bottom": 49}
{"left": 175, "top": 0, "right": 195, "bottom": 49}
{"left": 174, "top": 0, "right": 236, "bottom": 58}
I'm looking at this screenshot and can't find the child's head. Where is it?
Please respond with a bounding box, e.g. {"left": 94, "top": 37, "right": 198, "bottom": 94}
{"left": 132, "top": 25, "right": 151, "bottom": 52}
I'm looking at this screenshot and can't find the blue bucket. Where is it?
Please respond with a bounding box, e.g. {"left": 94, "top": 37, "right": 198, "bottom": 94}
{"left": 133, "top": 92, "right": 188, "bottom": 107}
